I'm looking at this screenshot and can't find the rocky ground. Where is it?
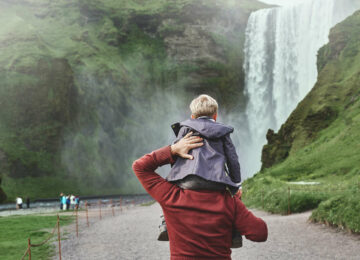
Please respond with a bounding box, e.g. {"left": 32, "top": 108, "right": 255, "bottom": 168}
{"left": 57, "top": 202, "right": 360, "bottom": 260}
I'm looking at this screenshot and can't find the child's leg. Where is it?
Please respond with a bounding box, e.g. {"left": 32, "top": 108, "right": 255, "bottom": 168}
{"left": 158, "top": 214, "right": 169, "bottom": 241}
{"left": 231, "top": 194, "right": 243, "bottom": 248}
{"left": 231, "top": 229, "right": 243, "bottom": 248}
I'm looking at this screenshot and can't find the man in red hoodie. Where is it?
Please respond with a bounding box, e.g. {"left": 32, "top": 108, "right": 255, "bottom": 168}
{"left": 132, "top": 132, "right": 268, "bottom": 260}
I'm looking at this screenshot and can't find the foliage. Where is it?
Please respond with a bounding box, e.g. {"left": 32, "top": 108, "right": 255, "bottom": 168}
{"left": 243, "top": 176, "right": 329, "bottom": 214}
{"left": 311, "top": 190, "right": 360, "bottom": 232}
{"left": 0, "top": 0, "right": 266, "bottom": 201}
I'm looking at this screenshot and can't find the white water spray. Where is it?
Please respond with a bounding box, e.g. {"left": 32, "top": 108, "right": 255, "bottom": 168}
{"left": 241, "top": 0, "right": 360, "bottom": 177}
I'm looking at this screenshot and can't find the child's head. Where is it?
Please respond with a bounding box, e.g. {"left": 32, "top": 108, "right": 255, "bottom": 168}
{"left": 189, "top": 94, "right": 218, "bottom": 120}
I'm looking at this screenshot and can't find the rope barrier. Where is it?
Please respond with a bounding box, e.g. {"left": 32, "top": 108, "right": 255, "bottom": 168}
{"left": 20, "top": 248, "right": 30, "bottom": 260}
{"left": 57, "top": 215, "right": 62, "bottom": 260}
{"left": 19, "top": 198, "right": 132, "bottom": 259}
{"left": 85, "top": 201, "right": 89, "bottom": 227}
{"left": 29, "top": 222, "right": 57, "bottom": 247}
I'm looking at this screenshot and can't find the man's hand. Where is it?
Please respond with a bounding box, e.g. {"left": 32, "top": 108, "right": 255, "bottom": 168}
{"left": 170, "top": 132, "right": 203, "bottom": 160}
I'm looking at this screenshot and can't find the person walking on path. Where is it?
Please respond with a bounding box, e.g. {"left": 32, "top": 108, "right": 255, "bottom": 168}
{"left": 132, "top": 133, "right": 268, "bottom": 259}
{"left": 70, "top": 194, "right": 76, "bottom": 210}
{"left": 26, "top": 197, "right": 30, "bottom": 209}
{"left": 60, "top": 193, "right": 63, "bottom": 210}
{"left": 16, "top": 197, "right": 23, "bottom": 209}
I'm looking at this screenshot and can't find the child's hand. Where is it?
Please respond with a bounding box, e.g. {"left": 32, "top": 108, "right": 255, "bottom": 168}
{"left": 170, "top": 132, "right": 203, "bottom": 160}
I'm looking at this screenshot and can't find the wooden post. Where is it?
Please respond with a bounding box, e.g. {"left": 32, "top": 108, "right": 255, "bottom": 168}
{"left": 76, "top": 208, "right": 79, "bottom": 237}
{"left": 110, "top": 199, "right": 115, "bottom": 217}
{"left": 288, "top": 187, "right": 291, "bottom": 215}
{"left": 85, "top": 201, "right": 89, "bottom": 227}
{"left": 28, "top": 238, "right": 31, "bottom": 260}
{"left": 99, "top": 200, "right": 102, "bottom": 220}
{"left": 57, "top": 215, "right": 62, "bottom": 260}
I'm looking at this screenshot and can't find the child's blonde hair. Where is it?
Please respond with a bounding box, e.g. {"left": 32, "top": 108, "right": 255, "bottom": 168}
{"left": 189, "top": 94, "right": 218, "bottom": 118}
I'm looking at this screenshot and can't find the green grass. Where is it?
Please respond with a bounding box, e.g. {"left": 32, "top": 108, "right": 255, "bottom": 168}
{"left": 243, "top": 176, "right": 330, "bottom": 214}
{"left": 140, "top": 200, "right": 156, "bottom": 206}
{"left": 311, "top": 190, "right": 360, "bottom": 232}
{"left": 0, "top": 215, "right": 73, "bottom": 260}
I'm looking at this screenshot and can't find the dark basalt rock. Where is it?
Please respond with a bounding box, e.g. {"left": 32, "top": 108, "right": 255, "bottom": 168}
{"left": 261, "top": 128, "right": 292, "bottom": 170}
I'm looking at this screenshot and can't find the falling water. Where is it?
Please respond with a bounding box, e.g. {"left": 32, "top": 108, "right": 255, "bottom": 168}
{"left": 242, "top": 0, "right": 360, "bottom": 177}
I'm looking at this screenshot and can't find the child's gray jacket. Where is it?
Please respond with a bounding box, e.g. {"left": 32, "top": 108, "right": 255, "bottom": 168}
{"left": 166, "top": 117, "right": 241, "bottom": 188}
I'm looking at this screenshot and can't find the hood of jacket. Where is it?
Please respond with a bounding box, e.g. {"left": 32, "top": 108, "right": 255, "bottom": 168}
{"left": 172, "top": 118, "right": 233, "bottom": 139}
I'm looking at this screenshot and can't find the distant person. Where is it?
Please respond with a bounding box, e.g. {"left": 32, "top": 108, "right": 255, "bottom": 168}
{"left": 70, "top": 194, "right": 76, "bottom": 210}
{"left": 61, "top": 194, "right": 67, "bottom": 210}
{"left": 26, "top": 197, "right": 30, "bottom": 209}
{"left": 133, "top": 131, "right": 267, "bottom": 259}
{"left": 66, "top": 195, "right": 71, "bottom": 210}
{"left": 158, "top": 94, "right": 243, "bottom": 247}
{"left": 75, "top": 196, "right": 80, "bottom": 210}
{"left": 60, "top": 193, "right": 64, "bottom": 210}
{"left": 16, "top": 197, "right": 23, "bottom": 209}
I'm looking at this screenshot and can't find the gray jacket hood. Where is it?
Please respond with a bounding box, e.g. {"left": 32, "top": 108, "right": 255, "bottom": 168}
{"left": 172, "top": 118, "right": 234, "bottom": 139}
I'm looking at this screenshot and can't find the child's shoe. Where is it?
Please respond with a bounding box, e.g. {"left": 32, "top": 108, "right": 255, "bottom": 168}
{"left": 231, "top": 231, "right": 243, "bottom": 248}
{"left": 157, "top": 215, "right": 169, "bottom": 241}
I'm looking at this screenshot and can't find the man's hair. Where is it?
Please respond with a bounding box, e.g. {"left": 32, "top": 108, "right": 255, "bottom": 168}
{"left": 189, "top": 94, "right": 218, "bottom": 118}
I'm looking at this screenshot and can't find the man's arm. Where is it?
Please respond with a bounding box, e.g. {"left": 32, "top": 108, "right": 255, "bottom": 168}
{"left": 132, "top": 146, "right": 177, "bottom": 204}
{"left": 132, "top": 133, "right": 203, "bottom": 203}
{"left": 234, "top": 198, "right": 268, "bottom": 242}
{"left": 223, "top": 134, "right": 241, "bottom": 184}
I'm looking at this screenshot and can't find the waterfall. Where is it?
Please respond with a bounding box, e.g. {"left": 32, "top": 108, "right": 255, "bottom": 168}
{"left": 241, "top": 0, "right": 360, "bottom": 177}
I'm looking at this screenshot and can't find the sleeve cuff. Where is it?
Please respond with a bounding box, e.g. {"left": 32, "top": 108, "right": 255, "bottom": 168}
{"left": 152, "top": 145, "right": 176, "bottom": 166}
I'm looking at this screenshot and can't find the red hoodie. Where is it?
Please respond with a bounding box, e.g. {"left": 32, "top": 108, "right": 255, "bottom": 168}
{"left": 132, "top": 146, "right": 268, "bottom": 260}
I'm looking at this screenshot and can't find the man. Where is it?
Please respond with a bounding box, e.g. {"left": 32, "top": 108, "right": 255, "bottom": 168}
{"left": 133, "top": 133, "right": 267, "bottom": 259}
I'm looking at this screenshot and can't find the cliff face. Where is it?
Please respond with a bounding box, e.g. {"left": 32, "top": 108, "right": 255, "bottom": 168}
{"left": 160, "top": 1, "right": 264, "bottom": 108}
{"left": 261, "top": 10, "right": 360, "bottom": 177}
{"left": 0, "top": 0, "right": 266, "bottom": 201}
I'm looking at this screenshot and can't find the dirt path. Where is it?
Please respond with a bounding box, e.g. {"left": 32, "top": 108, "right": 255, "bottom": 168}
{"left": 58, "top": 203, "right": 359, "bottom": 260}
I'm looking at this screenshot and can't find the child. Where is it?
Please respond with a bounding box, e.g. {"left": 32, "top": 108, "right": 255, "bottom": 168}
{"left": 158, "top": 94, "right": 243, "bottom": 248}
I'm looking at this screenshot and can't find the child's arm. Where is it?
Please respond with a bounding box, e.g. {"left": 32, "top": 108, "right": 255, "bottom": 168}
{"left": 223, "top": 134, "right": 241, "bottom": 183}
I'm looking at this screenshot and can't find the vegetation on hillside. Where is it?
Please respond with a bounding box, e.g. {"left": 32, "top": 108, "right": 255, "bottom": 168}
{"left": 243, "top": 10, "right": 360, "bottom": 232}
{"left": 0, "top": 0, "right": 267, "bottom": 201}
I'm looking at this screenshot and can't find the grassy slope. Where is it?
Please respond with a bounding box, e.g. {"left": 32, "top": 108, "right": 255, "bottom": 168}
{"left": 243, "top": 11, "right": 360, "bottom": 232}
{"left": 0, "top": 214, "right": 73, "bottom": 260}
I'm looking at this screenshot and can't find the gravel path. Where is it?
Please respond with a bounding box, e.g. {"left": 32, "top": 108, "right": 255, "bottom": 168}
{"left": 58, "top": 203, "right": 360, "bottom": 260}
